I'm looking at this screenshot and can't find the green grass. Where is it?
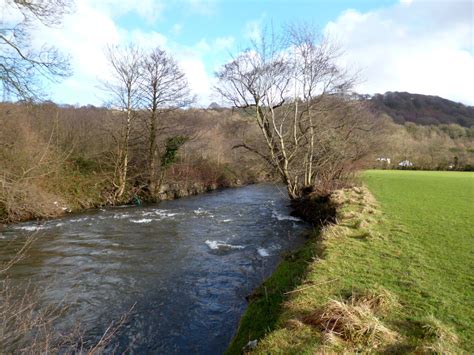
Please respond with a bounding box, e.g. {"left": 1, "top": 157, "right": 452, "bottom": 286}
{"left": 224, "top": 241, "right": 321, "bottom": 355}
{"left": 226, "top": 170, "right": 474, "bottom": 353}
{"left": 362, "top": 170, "right": 474, "bottom": 347}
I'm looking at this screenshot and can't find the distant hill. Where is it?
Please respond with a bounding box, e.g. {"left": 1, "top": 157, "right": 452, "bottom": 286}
{"left": 369, "top": 92, "right": 474, "bottom": 127}
{"left": 208, "top": 102, "right": 223, "bottom": 110}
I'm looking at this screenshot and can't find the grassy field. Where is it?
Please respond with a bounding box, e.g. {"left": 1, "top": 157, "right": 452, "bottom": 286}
{"left": 227, "top": 170, "right": 473, "bottom": 353}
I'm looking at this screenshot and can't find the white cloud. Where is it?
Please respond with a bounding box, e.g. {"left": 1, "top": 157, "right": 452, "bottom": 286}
{"left": 92, "top": 0, "right": 166, "bottom": 23}
{"left": 187, "top": 0, "right": 217, "bottom": 16}
{"left": 124, "top": 29, "right": 168, "bottom": 49}
{"left": 325, "top": 0, "right": 474, "bottom": 105}
{"left": 28, "top": 0, "right": 215, "bottom": 106}
{"left": 180, "top": 57, "right": 213, "bottom": 103}
{"left": 21, "top": 0, "right": 473, "bottom": 107}
{"left": 1, "top": 2, "right": 24, "bottom": 25}
{"left": 214, "top": 36, "right": 235, "bottom": 51}
{"left": 245, "top": 19, "right": 263, "bottom": 41}
{"left": 33, "top": 1, "right": 121, "bottom": 104}
{"left": 169, "top": 38, "right": 236, "bottom": 106}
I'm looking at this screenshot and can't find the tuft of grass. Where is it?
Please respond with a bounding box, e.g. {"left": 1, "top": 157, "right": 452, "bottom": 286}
{"left": 227, "top": 171, "right": 473, "bottom": 353}
{"left": 349, "top": 287, "right": 399, "bottom": 315}
{"left": 419, "top": 315, "right": 459, "bottom": 353}
{"left": 302, "top": 288, "right": 399, "bottom": 349}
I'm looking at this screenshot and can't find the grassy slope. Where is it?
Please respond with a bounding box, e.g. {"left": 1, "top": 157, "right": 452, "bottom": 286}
{"left": 227, "top": 170, "right": 473, "bottom": 353}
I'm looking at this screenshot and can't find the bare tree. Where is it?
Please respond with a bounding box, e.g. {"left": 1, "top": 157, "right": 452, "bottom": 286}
{"left": 140, "top": 47, "right": 193, "bottom": 196}
{"left": 216, "top": 30, "right": 292, "bottom": 190}
{"left": 216, "top": 25, "right": 372, "bottom": 199}
{"left": 102, "top": 45, "right": 143, "bottom": 200}
{"left": 0, "top": 0, "right": 73, "bottom": 100}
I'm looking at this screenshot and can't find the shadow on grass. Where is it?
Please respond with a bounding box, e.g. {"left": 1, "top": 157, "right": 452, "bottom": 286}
{"left": 226, "top": 193, "right": 340, "bottom": 354}
{"left": 225, "top": 229, "right": 325, "bottom": 355}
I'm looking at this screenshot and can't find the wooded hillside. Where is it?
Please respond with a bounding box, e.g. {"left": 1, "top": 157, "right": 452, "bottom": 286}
{"left": 369, "top": 92, "right": 474, "bottom": 127}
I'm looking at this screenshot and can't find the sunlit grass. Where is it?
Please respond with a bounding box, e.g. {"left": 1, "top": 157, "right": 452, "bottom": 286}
{"left": 226, "top": 170, "right": 474, "bottom": 353}
{"left": 362, "top": 170, "right": 474, "bottom": 348}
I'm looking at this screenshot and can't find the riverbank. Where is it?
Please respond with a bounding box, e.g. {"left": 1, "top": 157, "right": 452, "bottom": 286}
{"left": 227, "top": 171, "right": 473, "bottom": 353}
{"left": 0, "top": 173, "right": 248, "bottom": 225}
{"left": 0, "top": 102, "right": 270, "bottom": 225}
{"left": 0, "top": 184, "right": 308, "bottom": 353}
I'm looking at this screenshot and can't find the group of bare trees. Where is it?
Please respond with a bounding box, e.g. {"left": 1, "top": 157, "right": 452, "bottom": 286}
{"left": 216, "top": 25, "right": 378, "bottom": 199}
{"left": 1, "top": 0, "right": 377, "bottom": 203}
{"left": 376, "top": 120, "right": 474, "bottom": 171}
{"left": 103, "top": 45, "right": 193, "bottom": 201}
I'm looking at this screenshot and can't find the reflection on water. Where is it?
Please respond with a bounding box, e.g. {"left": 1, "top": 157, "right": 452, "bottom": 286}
{"left": 0, "top": 184, "right": 308, "bottom": 354}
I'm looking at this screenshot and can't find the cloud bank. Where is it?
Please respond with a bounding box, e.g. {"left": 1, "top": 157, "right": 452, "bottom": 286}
{"left": 325, "top": 0, "right": 474, "bottom": 104}
{"left": 15, "top": 0, "right": 474, "bottom": 106}
{"left": 31, "top": 0, "right": 219, "bottom": 106}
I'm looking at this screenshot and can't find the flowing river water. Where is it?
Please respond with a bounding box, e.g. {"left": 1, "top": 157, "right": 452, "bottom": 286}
{"left": 0, "top": 184, "right": 309, "bottom": 354}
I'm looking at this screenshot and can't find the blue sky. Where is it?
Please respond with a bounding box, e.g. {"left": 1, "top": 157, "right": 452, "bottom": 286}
{"left": 116, "top": 0, "right": 396, "bottom": 46}
{"left": 29, "top": 0, "right": 473, "bottom": 106}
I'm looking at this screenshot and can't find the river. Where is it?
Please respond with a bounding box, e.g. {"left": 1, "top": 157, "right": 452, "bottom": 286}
{"left": 0, "top": 184, "right": 308, "bottom": 354}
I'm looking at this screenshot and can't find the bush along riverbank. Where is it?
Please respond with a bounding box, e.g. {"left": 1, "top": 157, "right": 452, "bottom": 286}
{"left": 0, "top": 102, "right": 271, "bottom": 226}
{"left": 0, "top": 169, "right": 250, "bottom": 225}
{"left": 226, "top": 183, "right": 469, "bottom": 354}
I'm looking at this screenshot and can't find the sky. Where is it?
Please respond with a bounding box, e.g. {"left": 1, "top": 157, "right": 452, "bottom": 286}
{"left": 18, "top": 0, "right": 474, "bottom": 106}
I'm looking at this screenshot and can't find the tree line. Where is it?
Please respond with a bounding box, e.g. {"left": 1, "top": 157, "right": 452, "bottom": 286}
{"left": 2, "top": 0, "right": 470, "bottom": 221}
{"left": 375, "top": 119, "right": 474, "bottom": 171}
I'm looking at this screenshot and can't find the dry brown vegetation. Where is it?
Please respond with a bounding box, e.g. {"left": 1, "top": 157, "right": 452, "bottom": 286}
{"left": 373, "top": 118, "right": 474, "bottom": 170}
{"left": 0, "top": 101, "right": 268, "bottom": 223}
{"left": 1, "top": 97, "right": 470, "bottom": 224}
{"left": 302, "top": 289, "right": 399, "bottom": 349}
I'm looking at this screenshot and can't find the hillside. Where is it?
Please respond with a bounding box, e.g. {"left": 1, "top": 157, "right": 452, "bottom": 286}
{"left": 369, "top": 92, "right": 474, "bottom": 127}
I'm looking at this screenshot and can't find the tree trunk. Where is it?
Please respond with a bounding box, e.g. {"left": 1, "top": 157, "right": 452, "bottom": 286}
{"left": 147, "top": 111, "right": 157, "bottom": 196}
{"left": 116, "top": 105, "right": 132, "bottom": 199}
